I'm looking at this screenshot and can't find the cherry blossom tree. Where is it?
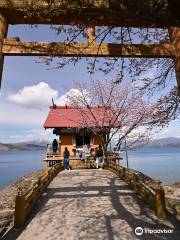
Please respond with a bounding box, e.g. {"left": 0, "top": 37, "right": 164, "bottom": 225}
{"left": 65, "top": 78, "right": 171, "bottom": 154}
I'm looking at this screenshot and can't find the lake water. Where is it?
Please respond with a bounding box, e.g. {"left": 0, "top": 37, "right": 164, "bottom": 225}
{"left": 0, "top": 150, "right": 44, "bottom": 189}
{"left": 0, "top": 147, "right": 180, "bottom": 189}
{"left": 121, "top": 147, "right": 180, "bottom": 184}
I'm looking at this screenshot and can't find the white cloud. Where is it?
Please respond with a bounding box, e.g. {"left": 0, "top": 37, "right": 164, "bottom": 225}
{"left": 6, "top": 82, "right": 88, "bottom": 109}
{"left": 1, "top": 86, "right": 89, "bottom": 128}
{"left": 56, "top": 88, "right": 77, "bottom": 105}
{"left": 7, "top": 82, "right": 58, "bottom": 110}
{"left": 56, "top": 88, "right": 90, "bottom": 105}
{"left": 0, "top": 101, "right": 47, "bottom": 126}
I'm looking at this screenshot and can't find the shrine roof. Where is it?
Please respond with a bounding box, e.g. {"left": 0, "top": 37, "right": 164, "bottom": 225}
{"left": 43, "top": 105, "right": 120, "bottom": 129}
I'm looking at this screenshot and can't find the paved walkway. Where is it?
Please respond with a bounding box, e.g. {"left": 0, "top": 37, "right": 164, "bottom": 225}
{"left": 3, "top": 170, "right": 180, "bottom": 240}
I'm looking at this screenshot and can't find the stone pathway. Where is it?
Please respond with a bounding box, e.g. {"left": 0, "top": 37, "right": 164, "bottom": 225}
{"left": 3, "top": 170, "right": 180, "bottom": 240}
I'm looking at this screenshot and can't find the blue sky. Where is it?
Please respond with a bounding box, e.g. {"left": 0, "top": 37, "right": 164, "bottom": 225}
{"left": 0, "top": 25, "right": 179, "bottom": 143}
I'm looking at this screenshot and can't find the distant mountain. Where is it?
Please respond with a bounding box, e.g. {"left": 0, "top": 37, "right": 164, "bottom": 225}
{"left": 147, "top": 137, "right": 180, "bottom": 148}
{"left": 0, "top": 141, "right": 47, "bottom": 152}
{"left": 112, "top": 137, "right": 180, "bottom": 151}
{"left": 1, "top": 137, "right": 180, "bottom": 152}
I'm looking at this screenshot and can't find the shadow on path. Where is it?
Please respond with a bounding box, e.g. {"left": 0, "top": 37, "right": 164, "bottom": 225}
{"left": 2, "top": 170, "right": 180, "bottom": 240}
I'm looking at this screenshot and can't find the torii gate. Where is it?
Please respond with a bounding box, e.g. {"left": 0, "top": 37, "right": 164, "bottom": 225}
{"left": 0, "top": 0, "right": 179, "bottom": 93}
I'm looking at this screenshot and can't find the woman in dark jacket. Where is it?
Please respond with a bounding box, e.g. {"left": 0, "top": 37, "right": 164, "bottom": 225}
{"left": 63, "top": 147, "right": 70, "bottom": 170}
{"left": 52, "top": 139, "right": 58, "bottom": 153}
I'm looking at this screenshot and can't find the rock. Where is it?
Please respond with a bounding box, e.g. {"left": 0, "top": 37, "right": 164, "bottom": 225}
{"left": 174, "top": 182, "right": 180, "bottom": 187}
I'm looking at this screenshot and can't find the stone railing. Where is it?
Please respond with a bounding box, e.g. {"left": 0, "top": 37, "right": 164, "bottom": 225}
{"left": 14, "top": 163, "right": 63, "bottom": 228}
{"left": 104, "top": 159, "right": 166, "bottom": 219}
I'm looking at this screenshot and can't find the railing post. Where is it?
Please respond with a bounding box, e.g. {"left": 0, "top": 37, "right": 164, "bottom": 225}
{"left": 155, "top": 186, "right": 166, "bottom": 219}
{"left": 44, "top": 160, "right": 50, "bottom": 175}
{"left": 133, "top": 174, "right": 139, "bottom": 192}
{"left": 14, "top": 188, "right": 26, "bottom": 228}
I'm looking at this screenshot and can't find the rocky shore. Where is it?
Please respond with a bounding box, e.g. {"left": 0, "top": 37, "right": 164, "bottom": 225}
{"left": 0, "top": 170, "right": 44, "bottom": 235}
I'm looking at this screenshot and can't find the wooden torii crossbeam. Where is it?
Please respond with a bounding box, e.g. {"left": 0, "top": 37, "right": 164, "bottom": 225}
{"left": 0, "top": 0, "right": 179, "bottom": 27}
{"left": 0, "top": 0, "right": 180, "bottom": 93}
{"left": 2, "top": 39, "right": 176, "bottom": 58}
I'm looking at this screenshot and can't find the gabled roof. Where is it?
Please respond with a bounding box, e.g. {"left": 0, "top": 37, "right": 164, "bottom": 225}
{"left": 43, "top": 106, "right": 120, "bottom": 129}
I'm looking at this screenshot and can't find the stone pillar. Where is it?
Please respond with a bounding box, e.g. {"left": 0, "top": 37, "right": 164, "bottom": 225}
{"left": 0, "top": 13, "right": 8, "bottom": 88}
{"left": 169, "top": 27, "right": 180, "bottom": 95}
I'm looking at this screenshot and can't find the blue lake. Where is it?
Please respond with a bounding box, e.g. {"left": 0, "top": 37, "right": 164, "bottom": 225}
{"left": 0, "top": 150, "right": 45, "bottom": 189}
{"left": 0, "top": 147, "right": 180, "bottom": 189}
{"left": 121, "top": 147, "right": 180, "bottom": 184}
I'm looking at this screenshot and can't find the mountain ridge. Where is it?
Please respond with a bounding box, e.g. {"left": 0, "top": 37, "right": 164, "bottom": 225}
{"left": 148, "top": 137, "right": 180, "bottom": 147}
{"left": 0, "top": 141, "right": 47, "bottom": 152}
{"left": 0, "top": 137, "right": 180, "bottom": 152}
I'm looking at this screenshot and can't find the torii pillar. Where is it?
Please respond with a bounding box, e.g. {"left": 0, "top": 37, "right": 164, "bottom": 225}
{"left": 0, "top": 13, "right": 8, "bottom": 88}
{"left": 169, "top": 27, "right": 180, "bottom": 94}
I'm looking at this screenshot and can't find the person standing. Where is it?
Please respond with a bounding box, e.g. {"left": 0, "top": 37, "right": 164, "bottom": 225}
{"left": 46, "top": 144, "right": 51, "bottom": 155}
{"left": 97, "top": 145, "right": 104, "bottom": 170}
{"left": 86, "top": 145, "right": 91, "bottom": 168}
{"left": 63, "top": 147, "right": 70, "bottom": 170}
{"left": 52, "top": 139, "right": 58, "bottom": 153}
{"left": 81, "top": 145, "right": 86, "bottom": 161}
{"left": 94, "top": 147, "right": 98, "bottom": 169}
{"left": 83, "top": 145, "right": 90, "bottom": 168}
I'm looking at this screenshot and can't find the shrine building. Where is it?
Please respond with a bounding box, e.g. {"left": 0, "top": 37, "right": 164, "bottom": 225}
{"left": 44, "top": 105, "right": 108, "bottom": 156}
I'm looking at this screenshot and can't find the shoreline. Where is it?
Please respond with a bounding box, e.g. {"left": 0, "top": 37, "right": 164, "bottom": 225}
{"left": 0, "top": 170, "right": 44, "bottom": 209}
{"left": 0, "top": 170, "right": 44, "bottom": 233}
